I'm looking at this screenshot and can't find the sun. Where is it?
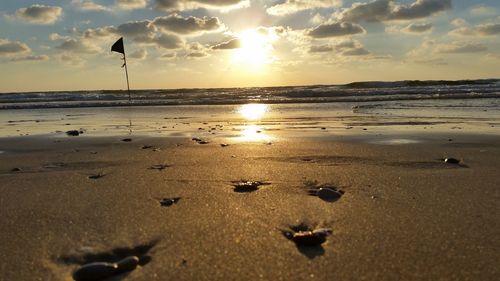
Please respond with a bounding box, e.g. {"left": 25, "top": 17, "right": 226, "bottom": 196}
{"left": 232, "top": 29, "right": 276, "bottom": 67}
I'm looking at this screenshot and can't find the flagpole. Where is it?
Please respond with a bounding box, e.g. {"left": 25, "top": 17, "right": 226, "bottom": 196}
{"left": 123, "top": 52, "right": 131, "bottom": 102}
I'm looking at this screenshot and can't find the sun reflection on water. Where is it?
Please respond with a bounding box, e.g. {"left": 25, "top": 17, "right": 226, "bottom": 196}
{"left": 238, "top": 104, "right": 268, "bottom": 120}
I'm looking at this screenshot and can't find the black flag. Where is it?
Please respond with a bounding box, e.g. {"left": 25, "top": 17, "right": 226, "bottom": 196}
{"left": 111, "top": 37, "right": 125, "bottom": 54}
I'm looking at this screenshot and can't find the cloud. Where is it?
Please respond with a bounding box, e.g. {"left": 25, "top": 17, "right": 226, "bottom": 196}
{"left": 339, "top": 0, "right": 451, "bottom": 22}
{"left": 81, "top": 19, "right": 185, "bottom": 50}
{"left": 266, "top": 0, "right": 342, "bottom": 16}
{"left": 308, "top": 22, "right": 365, "bottom": 38}
{"left": 154, "top": 0, "right": 249, "bottom": 12}
{"left": 72, "top": 0, "right": 110, "bottom": 12}
{"left": 0, "top": 39, "right": 31, "bottom": 56}
{"left": 469, "top": 5, "right": 497, "bottom": 17}
{"left": 402, "top": 22, "right": 433, "bottom": 33}
{"left": 436, "top": 42, "right": 488, "bottom": 54}
{"left": 185, "top": 42, "right": 210, "bottom": 59}
{"left": 152, "top": 14, "right": 225, "bottom": 35}
{"left": 449, "top": 23, "right": 500, "bottom": 37}
{"left": 160, "top": 52, "right": 176, "bottom": 60}
{"left": 14, "top": 5, "right": 63, "bottom": 25}
{"left": 56, "top": 38, "right": 102, "bottom": 54}
{"left": 150, "top": 34, "right": 184, "bottom": 49}
{"left": 116, "top": 0, "right": 147, "bottom": 9}
{"left": 308, "top": 39, "right": 369, "bottom": 56}
{"left": 309, "top": 44, "right": 334, "bottom": 53}
{"left": 10, "top": 55, "right": 49, "bottom": 62}
{"left": 212, "top": 38, "right": 241, "bottom": 50}
{"left": 342, "top": 47, "right": 370, "bottom": 56}
{"left": 129, "top": 49, "right": 148, "bottom": 60}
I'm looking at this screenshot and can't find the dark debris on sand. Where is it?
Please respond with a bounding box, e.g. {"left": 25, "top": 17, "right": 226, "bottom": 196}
{"left": 88, "top": 173, "right": 106, "bottom": 180}
{"left": 121, "top": 138, "right": 132, "bottom": 142}
{"left": 66, "top": 130, "right": 82, "bottom": 136}
{"left": 231, "top": 181, "right": 270, "bottom": 193}
{"left": 149, "top": 164, "right": 171, "bottom": 171}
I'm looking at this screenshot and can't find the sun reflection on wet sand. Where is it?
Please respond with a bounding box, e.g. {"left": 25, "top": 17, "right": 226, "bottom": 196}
{"left": 237, "top": 124, "right": 272, "bottom": 142}
{"left": 236, "top": 104, "right": 273, "bottom": 142}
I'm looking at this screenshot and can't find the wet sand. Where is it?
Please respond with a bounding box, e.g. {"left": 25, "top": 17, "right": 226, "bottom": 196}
{"left": 0, "top": 133, "right": 499, "bottom": 281}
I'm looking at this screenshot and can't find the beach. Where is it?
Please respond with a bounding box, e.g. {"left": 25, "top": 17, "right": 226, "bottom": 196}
{"left": 0, "top": 101, "right": 499, "bottom": 280}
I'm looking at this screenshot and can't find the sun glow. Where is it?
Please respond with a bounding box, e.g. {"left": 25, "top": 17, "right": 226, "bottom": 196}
{"left": 232, "top": 29, "right": 276, "bottom": 67}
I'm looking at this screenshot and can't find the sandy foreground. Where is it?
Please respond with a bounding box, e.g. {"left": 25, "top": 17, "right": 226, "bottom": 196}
{"left": 0, "top": 134, "right": 499, "bottom": 281}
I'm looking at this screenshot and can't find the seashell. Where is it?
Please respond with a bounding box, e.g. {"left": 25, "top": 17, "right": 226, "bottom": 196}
{"left": 290, "top": 228, "right": 332, "bottom": 246}
{"left": 115, "top": 256, "right": 139, "bottom": 273}
{"left": 220, "top": 143, "right": 229, "bottom": 147}
{"left": 160, "top": 197, "right": 181, "bottom": 207}
{"left": 149, "top": 164, "right": 170, "bottom": 170}
{"left": 72, "top": 256, "right": 139, "bottom": 281}
{"left": 317, "top": 187, "right": 342, "bottom": 201}
{"left": 232, "top": 181, "right": 268, "bottom": 192}
{"left": 72, "top": 262, "right": 118, "bottom": 281}
{"left": 444, "top": 157, "right": 460, "bottom": 164}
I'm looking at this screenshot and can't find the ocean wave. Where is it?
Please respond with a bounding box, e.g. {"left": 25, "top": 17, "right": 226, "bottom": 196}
{"left": 1, "top": 79, "right": 499, "bottom": 110}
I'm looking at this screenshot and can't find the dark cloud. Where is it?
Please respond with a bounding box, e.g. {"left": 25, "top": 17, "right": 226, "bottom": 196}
{"left": 308, "top": 22, "right": 365, "bottom": 38}
{"left": 152, "top": 14, "right": 224, "bottom": 35}
{"left": 436, "top": 42, "right": 488, "bottom": 54}
{"left": 212, "top": 38, "right": 241, "bottom": 50}
{"left": 403, "top": 22, "right": 433, "bottom": 33}
{"left": 0, "top": 39, "right": 31, "bottom": 55}
{"left": 15, "top": 4, "right": 63, "bottom": 24}
{"left": 154, "top": 0, "right": 248, "bottom": 11}
{"left": 340, "top": 0, "right": 451, "bottom": 22}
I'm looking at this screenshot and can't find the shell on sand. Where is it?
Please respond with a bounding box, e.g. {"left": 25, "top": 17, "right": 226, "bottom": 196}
{"left": 317, "top": 187, "right": 342, "bottom": 201}
{"left": 72, "top": 256, "right": 139, "bottom": 281}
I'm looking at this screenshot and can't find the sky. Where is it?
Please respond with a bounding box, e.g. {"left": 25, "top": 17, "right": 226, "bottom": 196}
{"left": 0, "top": 0, "right": 499, "bottom": 92}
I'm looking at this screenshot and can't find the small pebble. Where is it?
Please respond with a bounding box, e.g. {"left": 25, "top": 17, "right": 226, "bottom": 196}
{"left": 220, "top": 143, "right": 229, "bottom": 147}
{"left": 11, "top": 167, "right": 22, "bottom": 172}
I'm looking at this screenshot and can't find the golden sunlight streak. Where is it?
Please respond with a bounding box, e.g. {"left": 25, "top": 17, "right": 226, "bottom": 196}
{"left": 238, "top": 104, "right": 268, "bottom": 120}
{"left": 232, "top": 29, "right": 276, "bottom": 67}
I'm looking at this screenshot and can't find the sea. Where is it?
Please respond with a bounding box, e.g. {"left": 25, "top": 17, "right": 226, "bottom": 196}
{"left": 1, "top": 80, "right": 499, "bottom": 139}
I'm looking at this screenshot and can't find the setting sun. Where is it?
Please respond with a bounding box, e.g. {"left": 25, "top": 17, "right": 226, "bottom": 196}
{"left": 232, "top": 29, "right": 276, "bottom": 67}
